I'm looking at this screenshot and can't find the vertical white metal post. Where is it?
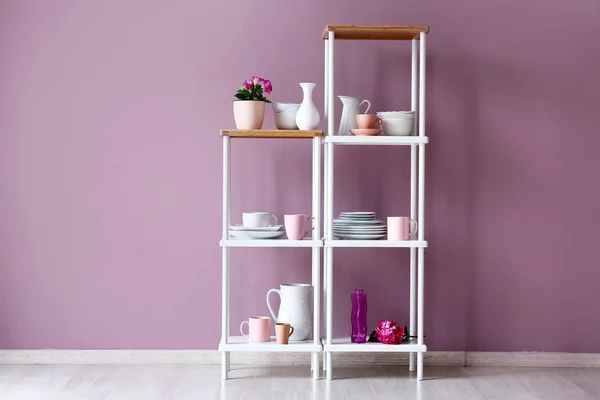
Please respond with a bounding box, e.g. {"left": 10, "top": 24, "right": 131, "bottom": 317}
{"left": 221, "top": 136, "right": 231, "bottom": 380}
{"left": 325, "top": 29, "right": 335, "bottom": 381}
{"left": 311, "top": 137, "right": 321, "bottom": 379}
{"left": 417, "top": 31, "right": 426, "bottom": 382}
{"left": 324, "top": 39, "right": 329, "bottom": 138}
{"left": 409, "top": 38, "right": 418, "bottom": 373}
{"left": 322, "top": 39, "right": 329, "bottom": 372}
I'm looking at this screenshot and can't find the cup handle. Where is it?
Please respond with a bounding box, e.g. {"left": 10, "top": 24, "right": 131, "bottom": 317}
{"left": 270, "top": 214, "right": 278, "bottom": 226}
{"left": 266, "top": 289, "right": 280, "bottom": 321}
{"left": 288, "top": 325, "right": 294, "bottom": 337}
{"left": 359, "top": 99, "right": 371, "bottom": 114}
{"left": 240, "top": 321, "right": 249, "bottom": 336}
{"left": 410, "top": 219, "right": 418, "bottom": 236}
{"left": 304, "top": 217, "right": 315, "bottom": 236}
{"left": 375, "top": 116, "right": 383, "bottom": 129}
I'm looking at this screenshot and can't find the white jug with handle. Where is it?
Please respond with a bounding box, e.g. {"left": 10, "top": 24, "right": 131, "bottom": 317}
{"left": 338, "top": 96, "right": 371, "bottom": 135}
{"left": 266, "top": 283, "right": 312, "bottom": 341}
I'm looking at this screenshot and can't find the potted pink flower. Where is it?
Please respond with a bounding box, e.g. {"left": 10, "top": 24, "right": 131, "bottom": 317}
{"left": 233, "top": 76, "right": 273, "bottom": 129}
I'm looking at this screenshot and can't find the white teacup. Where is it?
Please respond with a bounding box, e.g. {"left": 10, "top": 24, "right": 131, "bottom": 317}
{"left": 243, "top": 212, "right": 278, "bottom": 228}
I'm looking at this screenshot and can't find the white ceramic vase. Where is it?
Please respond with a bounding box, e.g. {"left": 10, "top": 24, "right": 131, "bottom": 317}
{"left": 295, "top": 83, "right": 320, "bottom": 130}
{"left": 267, "top": 283, "right": 312, "bottom": 341}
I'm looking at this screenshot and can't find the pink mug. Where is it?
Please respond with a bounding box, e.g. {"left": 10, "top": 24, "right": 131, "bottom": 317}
{"left": 387, "top": 216, "right": 418, "bottom": 240}
{"left": 240, "top": 316, "right": 270, "bottom": 343}
{"left": 284, "top": 214, "right": 315, "bottom": 240}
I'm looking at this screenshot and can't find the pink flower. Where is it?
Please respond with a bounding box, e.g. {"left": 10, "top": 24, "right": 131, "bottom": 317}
{"left": 236, "top": 76, "right": 272, "bottom": 100}
{"left": 263, "top": 79, "right": 272, "bottom": 94}
{"left": 375, "top": 320, "right": 404, "bottom": 344}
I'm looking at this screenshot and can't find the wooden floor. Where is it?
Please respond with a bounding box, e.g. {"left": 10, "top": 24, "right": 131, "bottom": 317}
{"left": 1, "top": 364, "right": 600, "bottom": 399}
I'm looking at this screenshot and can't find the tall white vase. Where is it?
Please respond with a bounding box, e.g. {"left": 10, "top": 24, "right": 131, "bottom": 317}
{"left": 295, "top": 83, "right": 320, "bottom": 130}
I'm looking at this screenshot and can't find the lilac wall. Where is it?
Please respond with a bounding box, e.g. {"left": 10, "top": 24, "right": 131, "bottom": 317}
{"left": 1, "top": 0, "right": 599, "bottom": 352}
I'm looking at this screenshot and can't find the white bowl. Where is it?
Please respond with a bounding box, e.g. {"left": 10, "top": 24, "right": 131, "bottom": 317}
{"left": 379, "top": 114, "right": 415, "bottom": 120}
{"left": 274, "top": 108, "right": 299, "bottom": 130}
{"left": 381, "top": 118, "right": 413, "bottom": 136}
{"left": 272, "top": 102, "right": 300, "bottom": 113}
{"left": 377, "top": 111, "right": 416, "bottom": 120}
{"left": 377, "top": 110, "right": 415, "bottom": 114}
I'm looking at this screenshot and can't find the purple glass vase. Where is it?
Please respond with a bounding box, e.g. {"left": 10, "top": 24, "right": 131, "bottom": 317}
{"left": 351, "top": 289, "right": 367, "bottom": 343}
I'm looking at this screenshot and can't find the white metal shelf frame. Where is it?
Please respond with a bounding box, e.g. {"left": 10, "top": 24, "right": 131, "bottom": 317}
{"left": 220, "top": 133, "right": 322, "bottom": 380}
{"left": 323, "top": 30, "right": 428, "bottom": 381}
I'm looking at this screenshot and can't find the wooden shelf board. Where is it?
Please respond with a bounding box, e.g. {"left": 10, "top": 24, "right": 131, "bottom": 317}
{"left": 322, "top": 25, "right": 430, "bottom": 40}
{"left": 221, "top": 130, "right": 323, "bottom": 139}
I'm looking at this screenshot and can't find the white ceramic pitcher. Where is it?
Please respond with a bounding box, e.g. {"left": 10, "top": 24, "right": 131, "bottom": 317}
{"left": 266, "top": 283, "right": 312, "bottom": 341}
{"left": 338, "top": 96, "right": 371, "bottom": 135}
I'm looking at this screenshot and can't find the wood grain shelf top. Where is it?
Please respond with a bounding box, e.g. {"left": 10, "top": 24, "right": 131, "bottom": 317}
{"left": 220, "top": 129, "right": 323, "bottom": 139}
{"left": 322, "top": 25, "right": 429, "bottom": 40}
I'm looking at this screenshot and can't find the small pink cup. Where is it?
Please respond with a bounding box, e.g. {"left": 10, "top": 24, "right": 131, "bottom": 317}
{"left": 240, "top": 316, "right": 270, "bottom": 343}
{"left": 284, "top": 214, "right": 314, "bottom": 240}
{"left": 356, "top": 114, "right": 382, "bottom": 129}
{"left": 387, "top": 217, "right": 418, "bottom": 240}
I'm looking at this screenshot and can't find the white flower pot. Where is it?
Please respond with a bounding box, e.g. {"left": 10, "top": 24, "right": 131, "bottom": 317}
{"left": 233, "top": 100, "right": 265, "bottom": 130}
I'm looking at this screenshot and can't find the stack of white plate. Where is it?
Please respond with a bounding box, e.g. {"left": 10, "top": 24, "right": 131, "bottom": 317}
{"left": 229, "top": 224, "right": 285, "bottom": 240}
{"left": 333, "top": 212, "right": 387, "bottom": 240}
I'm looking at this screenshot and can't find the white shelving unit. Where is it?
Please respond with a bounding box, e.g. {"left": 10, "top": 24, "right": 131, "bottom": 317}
{"left": 219, "top": 129, "right": 323, "bottom": 380}
{"left": 322, "top": 25, "right": 430, "bottom": 381}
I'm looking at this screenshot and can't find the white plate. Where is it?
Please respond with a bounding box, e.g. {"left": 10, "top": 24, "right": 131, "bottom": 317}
{"left": 229, "top": 230, "right": 286, "bottom": 240}
{"left": 334, "top": 219, "right": 382, "bottom": 225}
{"left": 340, "top": 212, "right": 376, "bottom": 215}
{"left": 334, "top": 225, "right": 386, "bottom": 228}
{"left": 333, "top": 225, "right": 387, "bottom": 231}
{"left": 334, "top": 231, "right": 387, "bottom": 235}
{"left": 230, "top": 224, "right": 283, "bottom": 232}
{"left": 333, "top": 233, "right": 387, "bottom": 240}
{"left": 334, "top": 229, "right": 387, "bottom": 233}
{"left": 333, "top": 218, "right": 383, "bottom": 224}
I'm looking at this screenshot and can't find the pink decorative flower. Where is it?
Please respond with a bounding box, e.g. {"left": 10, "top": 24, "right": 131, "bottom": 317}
{"left": 375, "top": 320, "right": 405, "bottom": 344}
{"left": 235, "top": 76, "right": 272, "bottom": 103}
{"left": 263, "top": 79, "right": 272, "bottom": 94}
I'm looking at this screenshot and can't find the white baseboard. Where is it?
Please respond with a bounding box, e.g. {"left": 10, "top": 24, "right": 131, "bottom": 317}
{"left": 467, "top": 351, "right": 600, "bottom": 368}
{"left": 1, "top": 350, "right": 599, "bottom": 368}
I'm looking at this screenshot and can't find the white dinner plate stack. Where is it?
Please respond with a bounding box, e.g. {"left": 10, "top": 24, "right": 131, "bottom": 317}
{"left": 332, "top": 212, "right": 387, "bottom": 240}
{"left": 229, "top": 224, "right": 286, "bottom": 240}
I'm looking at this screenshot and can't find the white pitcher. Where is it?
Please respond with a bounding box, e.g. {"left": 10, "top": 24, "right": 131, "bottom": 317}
{"left": 338, "top": 96, "right": 371, "bottom": 135}
{"left": 266, "top": 283, "right": 312, "bottom": 341}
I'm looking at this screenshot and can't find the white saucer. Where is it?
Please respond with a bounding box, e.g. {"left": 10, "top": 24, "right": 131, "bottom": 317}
{"left": 229, "top": 230, "right": 286, "bottom": 239}
{"left": 230, "top": 224, "right": 283, "bottom": 232}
